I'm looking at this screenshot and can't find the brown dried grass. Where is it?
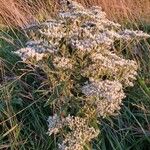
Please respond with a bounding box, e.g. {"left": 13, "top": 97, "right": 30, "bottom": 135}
{"left": 77, "top": 0, "right": 150, "bottom": 24}
{"left": 0, "top": 0, "right": 150, "bottom": 27}
{"left": 0, "top": 0, "right": 58, "bottom": 27}
{"left": 0, "top": 0, "right": 34, "bottom": 27}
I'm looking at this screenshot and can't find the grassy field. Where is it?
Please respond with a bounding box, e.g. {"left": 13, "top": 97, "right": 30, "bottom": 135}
{"left": 0, "top": 0, "right": 150, "bottom": 27}
{"left": 0, "top": 1, "right": 150, "bottom": 150}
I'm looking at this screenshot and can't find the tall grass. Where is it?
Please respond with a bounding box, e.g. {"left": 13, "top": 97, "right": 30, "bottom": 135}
{"left": 0, "top": 0, "right": 58, "bottom": 27}
{"left": 78, "top": 0, "right": 150, "bottom": 24}
{"left": 0, "top": 0, "right": 150, "bottom": 27}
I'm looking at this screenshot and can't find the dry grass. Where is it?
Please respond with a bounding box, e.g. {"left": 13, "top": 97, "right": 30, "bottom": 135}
{"left": 78, "top": 0, "right": 150, "bottom": 24}
{"left": 0, "top": 0, "right": 58, "bottom": 27}
{"left": 0, "top": 0, "right": 150, "bottom": 27}
{"left": 0, "top": 0, "right": 34, "bottom": 27}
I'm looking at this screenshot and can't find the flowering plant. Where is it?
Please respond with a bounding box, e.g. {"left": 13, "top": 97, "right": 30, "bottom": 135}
{"left": 15, "top": 0, "right": 150, "bottom": 149}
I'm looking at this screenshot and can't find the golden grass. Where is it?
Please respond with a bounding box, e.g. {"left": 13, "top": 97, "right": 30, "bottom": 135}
{"left": 78, "top": 0, "right": 150, "bottom": 23}
{"left": 0, "top": 0, "right": 150, "bottom": 27}
{"left": 0, "top": 0, "right": 33, "bottom": 27}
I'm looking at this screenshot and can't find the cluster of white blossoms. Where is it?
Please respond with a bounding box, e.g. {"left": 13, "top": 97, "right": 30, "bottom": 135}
{"left": 47, "top": 115, "right": 99, "bottom": 150}
{"left": 47, "top": 114, "right": 63, "bottom": 136}
{"left": 82, "top": 79, "right": 125, "bottom": 117}
{"left": 119, "top": 29, "right": 150, "bottom": 40}
{"left": 14, "top": 0, "right": 150, "bottom": 149}
{"left": 83, "top": 49, "right": 138, "bottom": 87}
{"left": 53, "top": 57, "right": 73, "bottom": 70}
{"left": 14, "top": 47, "right": 45, "bottom": 61}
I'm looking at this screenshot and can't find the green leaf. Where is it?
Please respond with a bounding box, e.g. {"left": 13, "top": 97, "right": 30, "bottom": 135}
{"left": 44, "top": 81, "right": 65, "bottom": 107}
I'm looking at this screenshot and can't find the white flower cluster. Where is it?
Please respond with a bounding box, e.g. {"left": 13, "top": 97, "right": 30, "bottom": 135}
{"left": 82, "top": 79, "right": 125, "bottom": 117}
{"left": 15, "top": 40, "right": 59, "bottom": 61}
{"left": 14, "top": 0, "right": 150, "bottom": 149}
{"left": 53, "top": 57, "right": 73, "bottom": 70}
{"left": 47, "top": 114, "right": 63, "bottom": 136}
{"left": 39, "top": 20, "right": 66, "bottom": 39}
{"left": 14, "top": 47, "right": 45, "bottom": 61}
{"left": 15, "top": 0, "right": 149, "bottom": 62}
{"left": 83, "top": 49, "right": 138, "bottom": 87}
{"left": 47, "top": 114, "right": 99, "bottom": 150}
{"left": 119, "top": 29, "right": 150, "bottom": 40}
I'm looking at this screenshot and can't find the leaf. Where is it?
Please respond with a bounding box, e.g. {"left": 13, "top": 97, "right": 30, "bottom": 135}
{"left": 44, "top": 81, "right": 65, "bottom": 107}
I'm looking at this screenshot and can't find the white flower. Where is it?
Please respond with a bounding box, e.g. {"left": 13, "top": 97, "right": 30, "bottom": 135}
{"left": 47, "top": 114, "right": 99, "bottom": 150}
{"left": 15, "top": 47, "right": 45, "bottom": 61}
{"left": 82, "top": 50, "right": 138, "bottom": 87}
{"left": 119, "top": 29, "right": 150, "bottom": 40}
{"left": 82, "top": 80, "right": 126, "bottom": 117}
{"left": 82, "top": 79, "right": 125, "bottom": 99}
{"left": 47, "top": 114, "right": 63, "bottom": 135}
{"left": 53, "top": 57, "right": 73, "bottom": 69}
{"left": 59, "top": 115, "right": 99, "bottom": 150}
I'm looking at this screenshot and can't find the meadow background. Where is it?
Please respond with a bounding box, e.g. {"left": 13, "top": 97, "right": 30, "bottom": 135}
{"left": 0, "top": 0, "right": 150, "bottom": 149}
